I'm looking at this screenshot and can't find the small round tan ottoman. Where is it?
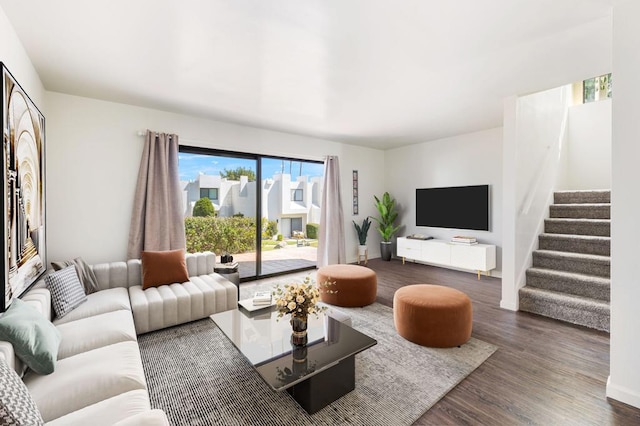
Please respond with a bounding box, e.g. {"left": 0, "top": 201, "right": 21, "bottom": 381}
{"left": 317, "top": 264, "right": 377, "bottom": 307}
{"left": 393, "top": 284, "right": 472, "bottom": 348}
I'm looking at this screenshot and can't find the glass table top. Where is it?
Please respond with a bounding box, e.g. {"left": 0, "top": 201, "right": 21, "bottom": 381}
{"left": 210, "top": 306, "right": 377, "bottom": 391}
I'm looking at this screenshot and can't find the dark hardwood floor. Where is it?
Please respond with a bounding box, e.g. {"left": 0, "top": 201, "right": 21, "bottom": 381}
{"left": 364, "top": 258, "right": 640, "bottom": 425}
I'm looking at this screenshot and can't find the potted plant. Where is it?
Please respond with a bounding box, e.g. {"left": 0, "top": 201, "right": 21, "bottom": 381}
{"left": 353, "top": 217, "right": 371, "bottom": 257}
{"left": 372, "top": 192, "right": 401, "bottom": 261}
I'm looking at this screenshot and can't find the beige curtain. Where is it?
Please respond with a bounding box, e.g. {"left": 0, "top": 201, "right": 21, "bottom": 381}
{"left": 127, "top": 130, "right": 186, "bottom": 259}
{"left": 317, "top": 155, "right": 346, "bottom": 267}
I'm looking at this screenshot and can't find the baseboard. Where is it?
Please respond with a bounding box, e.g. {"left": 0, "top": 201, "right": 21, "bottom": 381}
{"left": 500, "top": 299, "right": 518, "bottom": 311}
{"left": 607, "top": 376, "right": 640, "bottom": 409}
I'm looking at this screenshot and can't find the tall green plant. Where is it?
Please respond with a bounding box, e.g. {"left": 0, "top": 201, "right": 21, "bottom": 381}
{"left": 353, "top": 217, "right": 371, "bottom": 245}
{"left": 372, "top": 192, "right": 400, "bottom": 242}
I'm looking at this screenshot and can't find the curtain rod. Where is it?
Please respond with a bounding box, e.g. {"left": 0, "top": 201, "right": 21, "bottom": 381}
{"left": 136, "top": 130, "right": 325, "bottom": 162}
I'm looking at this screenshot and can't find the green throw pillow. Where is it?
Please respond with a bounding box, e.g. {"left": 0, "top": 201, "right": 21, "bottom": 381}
{"left": 0, "top": 298, "right": 61, "bottom": 375}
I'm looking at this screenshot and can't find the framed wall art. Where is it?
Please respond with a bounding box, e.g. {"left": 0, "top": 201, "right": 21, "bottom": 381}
{"left": 352, "top": 170, "right": 359, "bottom": 215}
{"left": 1, "top": 63, "right": 46, "bottom": 312}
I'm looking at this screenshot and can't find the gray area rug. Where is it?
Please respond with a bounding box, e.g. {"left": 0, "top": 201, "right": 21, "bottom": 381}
{"left": 139, "top": 297, "right": 497, "bottom": 426}
{"left": 140, "top": 274, "right": 497, "bottom": 426}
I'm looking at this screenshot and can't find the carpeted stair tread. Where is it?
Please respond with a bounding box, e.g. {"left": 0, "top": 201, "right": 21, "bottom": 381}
{"left": 532, "top": 250, "right": 610, "bottom": 277}
{"left": 544, "top": 218, "right": 610, "bottom": 237}
{"left": 526, "top": 267, "right": 610, "bottom": 301}
{"left": 538, "top": 233, "right": 610, "bottom": 256}
{"left": 549, "top": 203, "right": 610, "bottom": 219}
{"left": 554, "top": 190, "right": 610, "bottom": 205}
{"left": 519, "top": 286, "right": 609, "bottom": 332}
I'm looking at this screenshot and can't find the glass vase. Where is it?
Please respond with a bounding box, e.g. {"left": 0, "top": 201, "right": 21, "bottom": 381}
{"left": 290, "top": 314, "right": 308, "bottom": 346}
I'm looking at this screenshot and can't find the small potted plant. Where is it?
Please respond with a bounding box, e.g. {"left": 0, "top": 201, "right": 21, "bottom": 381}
{"left": 372, "top": 192, "right": 401, "bottom": 261}
{"left": 353, "top": 217, "right": 371, "bottom": 258}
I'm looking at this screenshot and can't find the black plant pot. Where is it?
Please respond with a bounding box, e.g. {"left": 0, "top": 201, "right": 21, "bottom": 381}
{"left": 380, "top": 242, "right": 393, "bottom": 261}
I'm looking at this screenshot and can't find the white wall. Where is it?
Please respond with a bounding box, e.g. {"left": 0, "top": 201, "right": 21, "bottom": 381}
{"left": 0, "top": 6, "right": 45, "bottom": 109}
{"left": 384, "top": 127, "right": 503, "bottom": 276}
{"left": 563, "top": 99, "right": 612, "bottom": 190}
{"left": 608, "top": 0, "right": 640, "bottom": 409}
{"left": 501, "top": 85, "right": 571, "bottom": 310}
{"left": 44, "top": 92, "right": 384, "bottom": 265}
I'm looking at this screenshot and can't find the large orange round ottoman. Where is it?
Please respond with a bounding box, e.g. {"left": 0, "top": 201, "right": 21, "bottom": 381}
{"left": 393, "top": 284, "right": 472, "bottom": 348}
{"left": 317, "top": 264, "right": 377, "bottom": 307}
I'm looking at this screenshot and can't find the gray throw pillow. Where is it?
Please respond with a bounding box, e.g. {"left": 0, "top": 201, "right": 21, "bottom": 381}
{"left": 0, "top": 299, "right": 61, "bottom": 375}
{"left": 0, "top": 358, "right": 45, "bottom": 425}
{"left": 45, "top": 265, "right": 87, "bottom": 319}
{"left": 51, "top": 257, "right": 99, "bottom": 294}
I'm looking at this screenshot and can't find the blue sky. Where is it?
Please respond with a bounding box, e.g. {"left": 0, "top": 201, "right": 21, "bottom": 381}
{"left": 178, "top": 153, "right": 324, "bottom": 182}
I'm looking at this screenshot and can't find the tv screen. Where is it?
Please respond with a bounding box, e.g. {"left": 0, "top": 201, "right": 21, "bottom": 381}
{"left": 416, "top": 185, "right": 490, "bottom": 231}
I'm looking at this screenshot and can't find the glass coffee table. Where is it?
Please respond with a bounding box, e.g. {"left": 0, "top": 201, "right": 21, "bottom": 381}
{"left": 210, "top": 306, "right": 377, "bottom": 414}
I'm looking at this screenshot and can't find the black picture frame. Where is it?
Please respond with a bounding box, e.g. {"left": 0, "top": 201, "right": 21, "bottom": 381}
{"left": 1, "top": 63, "right": 47, "bottom": 312}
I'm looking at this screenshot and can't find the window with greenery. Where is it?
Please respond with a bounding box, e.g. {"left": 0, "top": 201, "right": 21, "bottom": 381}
{"left": 292, "top": 189, "right": 303, "bottom": 201}
{"left": 179, "top": 148, "right": 323, "bottom": 280}
{"left": 200, "top": 188, "right": 218, "bottom": 201}
{"left": 583, "top": 73, "right": 612, "bottom": 103}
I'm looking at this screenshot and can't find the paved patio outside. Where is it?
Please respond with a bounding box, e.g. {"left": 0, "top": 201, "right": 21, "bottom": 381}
{"left": 230, "top": 245, "right": 317, "bottom": 278}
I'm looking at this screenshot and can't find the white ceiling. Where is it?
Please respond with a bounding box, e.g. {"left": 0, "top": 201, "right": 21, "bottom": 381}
{"left": 1, "top": 0, "right": 613, "bottom": 150}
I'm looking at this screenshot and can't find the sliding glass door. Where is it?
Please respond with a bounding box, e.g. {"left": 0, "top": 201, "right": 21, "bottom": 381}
{"left": 178, "top": 147, "right": 323, "bottom": 281}
{"left": 178, "top": 148, "right": 257, "bottom": 279}
{"left": 259, "top": 157, "right": 323, "bottom": 276}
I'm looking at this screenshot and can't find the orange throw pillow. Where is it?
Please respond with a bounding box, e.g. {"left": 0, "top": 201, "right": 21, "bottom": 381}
{"left": 141, "top": 249, "right": 190, "bottom": 289}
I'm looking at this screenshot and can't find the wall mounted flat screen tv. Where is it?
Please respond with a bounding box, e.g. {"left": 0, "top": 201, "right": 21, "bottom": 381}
{"left": 416, "top": 185, "right": 490, "bottom": 231}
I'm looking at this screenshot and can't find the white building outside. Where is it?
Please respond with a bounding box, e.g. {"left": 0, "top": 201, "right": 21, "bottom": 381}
{"left": 180, "top": 172, "right": 322, "bottom": 238}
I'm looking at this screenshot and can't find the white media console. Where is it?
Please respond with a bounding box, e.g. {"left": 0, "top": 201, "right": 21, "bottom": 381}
{"left": 397, "top": 237, "right": 496, "bottom": 279}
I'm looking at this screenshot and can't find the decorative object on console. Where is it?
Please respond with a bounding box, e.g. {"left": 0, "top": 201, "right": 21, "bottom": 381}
{"left": 353, "top": 217, "right": 371, "bottom": 265}
{"left": 372, "top": 192, "right": 401, "bottom": 261}
{"left": 272, "top": 276, "right": 335, "bottom": 346}
{"left": 0, "top": 299, "right": 61, "bottom": 375}
{"left": 140, "top": 249, "right": 190, "bottom": 289}
{"left": 450, "top": 236, "right": 478, "bottom": 245}
{"left": 45, "top": 265, "right": 88, "bottom": 319}
{"left": 51, "top": 257, "right": 100, "bottom": 294}
{"left": 1, "top": 63, "right": 47, "bottom": 313}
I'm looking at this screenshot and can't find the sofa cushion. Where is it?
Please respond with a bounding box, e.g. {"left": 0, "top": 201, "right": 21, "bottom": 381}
{"left": 129, "top": 273, "right": 237, "bottom": 334}
{"left": 56, "top": 310, "right": 137, "bottom": 359}
{"left": 141, "top": 249, "right": 190, "bottom": 289}
{"left": 45, "top": 265, "right": 87, "bottom": 318}
{"left": 53, "top": 287, "right": 130, "bottom": 326}
{"left": 0, "top": 358, "right": 45, "bottom": 425}
{"left": 0, "top": 299, "right": 61, "bottom": 375}
{"left": 24, "top": 341, "right": 147, "bottom": 422}
{"left": 51, "top": 257, "right": 100, "bottom": 294}
{"left": 112, "top": 410, "right": 170, "bottom": 426}
{"left": 44, "top": 389, "right": 151, "bottom": 426}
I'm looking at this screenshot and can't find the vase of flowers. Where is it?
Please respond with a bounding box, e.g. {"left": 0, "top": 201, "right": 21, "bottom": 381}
{"left": 273, "top": 276, "right": 335, "bottom": 346}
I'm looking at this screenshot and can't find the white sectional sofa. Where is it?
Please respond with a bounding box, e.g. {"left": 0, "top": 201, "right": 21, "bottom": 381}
{"left": 0, "top": 251, "right": 237, "bottom": 425}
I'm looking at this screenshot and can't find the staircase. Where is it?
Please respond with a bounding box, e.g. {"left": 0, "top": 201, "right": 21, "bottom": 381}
{"left": 519, "top": 190, "right": 610, "bottom": 332}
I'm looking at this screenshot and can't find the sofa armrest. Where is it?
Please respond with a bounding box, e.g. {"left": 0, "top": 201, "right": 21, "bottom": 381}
{"left": 113, "top": 410, "right": 169, "bottom": 426}
{"left": 185, "top": 251, "right": 216, "bottom": 276}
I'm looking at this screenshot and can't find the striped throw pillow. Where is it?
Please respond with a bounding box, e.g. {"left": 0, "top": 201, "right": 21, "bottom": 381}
{"left": 45, "top": 265, "right": 87, "bottom": 318}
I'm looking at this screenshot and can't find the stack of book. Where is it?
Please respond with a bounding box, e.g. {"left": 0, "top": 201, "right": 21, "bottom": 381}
{"left": 252, "top": 291, "right": 272, "bottom": 306}
{"left": 451, "top": 236, "right": 478, "bottom": 245}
